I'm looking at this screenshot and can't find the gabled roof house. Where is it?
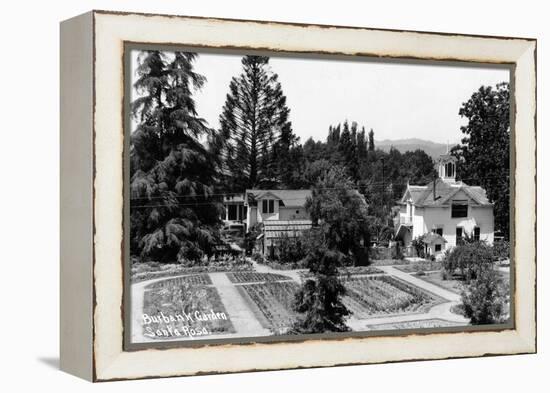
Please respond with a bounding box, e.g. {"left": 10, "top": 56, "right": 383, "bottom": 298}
{"left": 395, "top": 154, "right": 494, "bottom": 257}
{"left": 244, "top": 189, "right": 312, "bottom": 257}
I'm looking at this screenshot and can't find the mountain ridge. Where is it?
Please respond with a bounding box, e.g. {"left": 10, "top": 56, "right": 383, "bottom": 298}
{"left": 376, "top": 138, "right": 459, "bottom": 159}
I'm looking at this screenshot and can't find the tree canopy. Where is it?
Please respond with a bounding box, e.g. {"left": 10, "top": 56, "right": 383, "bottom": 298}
{"left": 214, "top": 56, "right": 298, "bottom": 191}
{"left": 306, "top": 166, "right": 370, "bottom": 265}
{"left": 452, "top": 82, "right": 510, "bottom": 238}
{"left": 130, "top": 50, "right": 222, "bottom": 262}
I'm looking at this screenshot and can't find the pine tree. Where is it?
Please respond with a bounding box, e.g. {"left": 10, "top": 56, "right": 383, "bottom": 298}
{"left": 216, "top": 56, "right": 296, "bottom": 191}
{"left": 130, "top": 50, "right": 222, "bottom": 262}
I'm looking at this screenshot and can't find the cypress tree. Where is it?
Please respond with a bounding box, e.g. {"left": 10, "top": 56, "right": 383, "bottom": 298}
{"left": 368, "top": 128, "right": 375, "bottom": 151}
{"left": 130, "top": 50, "right": 222, "bottom": 263}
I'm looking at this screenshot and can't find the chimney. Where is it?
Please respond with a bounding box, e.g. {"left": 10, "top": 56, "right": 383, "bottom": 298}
{"left": 433, "top": 172, "right": 437, "bottom": 201}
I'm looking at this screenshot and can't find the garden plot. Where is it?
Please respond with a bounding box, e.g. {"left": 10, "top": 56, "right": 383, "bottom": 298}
{"left": 342, "top": 276, "right": 440, "bottom": 318}
{"left": 299, "top": 266, "right": 383, "bottom": 280}
{"left": 227, "top": 272, "right": 293, "bottom": 283}
{"left": 238, "top": 281, "right": 300, "bottom": 334}
{"left": 147, "top": 274, "right": 212, "bottom": 288}
{"left": 143, "top": 280, "right": 234, "bottom": 339}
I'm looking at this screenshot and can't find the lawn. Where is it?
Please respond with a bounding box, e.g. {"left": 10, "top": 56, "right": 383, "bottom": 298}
{"left": 238, "top": 281, "right": 300, "bottom": 334}
{"left": 340, "top": 266, "right": 385, "bottom": 275}
{"left": 394, "top": 261, "right": 442, "bottom": 273}
{"left": 226, "top": 272, "right": 293, "bottom": 283}
{"left": 371, "top": 259, "right": 410, "bottom": 266}
{"left": 142, "top": 279, "right": 234, "bottom": 339}
{"left": 342, "top": 276, "right": 440, "bottom": 318}
{"left": 413, "top": 271, "right": 465, "bottom": 294}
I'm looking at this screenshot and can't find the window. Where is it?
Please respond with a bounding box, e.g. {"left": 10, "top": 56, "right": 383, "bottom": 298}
{"left": 432, "top": 227, "right": 443, "bottom": 236}
{"left": 445, "top": 162, "right": 455, "bottom": 178}
{"left": 451, "top": 200, "right": 468, "bottom": 218}
{"left": 262, "top": 199, "right": 274, "bottom": 214}
{"left": 227, "top": 205, "right": 237, "bottom": 221}
{"left": 435, "top": 244, "right": 442, "bottom": 252}
{"left": 474, "top": 226, "right": 480, "bottom": 241}
{"left": 227, "top": 204, "right": 247, "bottom": 221}
{"left": 456, "top": 227, "right": 463, "bottom": 245}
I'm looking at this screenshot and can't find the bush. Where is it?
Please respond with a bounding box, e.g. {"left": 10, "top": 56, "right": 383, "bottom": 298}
{"left": 493, "top": 240, "right": 510, "bottom": 261}
{"left": 393, "top": 242, "right": 405, "bottom": 260}
{"left": 444, "top": 242, "right": 493, "bottom": 281}
{"left": 251, "top": 252, "right": 265, "bottom": 264}
{"left": 244, "top": 223, "right": 263, "bottom": 255}
{"left": 370, "top": 246, "right": 391, "bottom": 261}
{"left": 276, "top": 232, "right": 307, "bottom": 264}
{"left": 411, "top": 235, "right": 426, "bottom": 258}
{"left": 461, "top": 268, "right": 509, "bottom": 324}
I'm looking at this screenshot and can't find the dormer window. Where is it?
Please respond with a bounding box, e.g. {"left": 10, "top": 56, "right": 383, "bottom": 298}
{"left": 451, "top": 200, "right": 468, "bottom": 218}
{"left": 262, "top": 199, "right": 275, "bottom": 214}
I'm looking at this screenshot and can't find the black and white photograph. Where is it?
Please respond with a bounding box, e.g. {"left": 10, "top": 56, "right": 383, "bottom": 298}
{"left": 126, "top": 47, "right": 513, "bottom": 345}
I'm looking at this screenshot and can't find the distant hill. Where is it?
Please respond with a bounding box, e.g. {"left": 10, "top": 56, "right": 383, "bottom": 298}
{"left": 376, "top": 138, "right": 456, "bottom": 159}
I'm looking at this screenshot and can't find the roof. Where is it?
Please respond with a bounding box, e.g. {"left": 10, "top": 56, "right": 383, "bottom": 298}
{"left": 223, "top": 194, "right": 245, "bottom": 203}
{"left": 437, "top": 154, "right": 457, "bottom": 163}
{"left": 401, "top": 179, "right": 491, "bottom": 207}
{"left": 245, "top": 189, "right": 312, "bottom": 207}
{"left": 422, "top": 232, "right": 447, "bottom": 244}
{"left": 395, "top": 224, "right": 411, "bottom": 240}
{"left": 263, "top": 220, "right": 313, "bottom": 239}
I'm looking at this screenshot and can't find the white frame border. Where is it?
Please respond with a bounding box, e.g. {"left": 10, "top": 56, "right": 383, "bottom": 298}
{"left": 91, "top": 11, "right": 536, "bottom": 381}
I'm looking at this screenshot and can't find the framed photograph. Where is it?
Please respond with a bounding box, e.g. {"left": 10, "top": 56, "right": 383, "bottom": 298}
{"left": 60, "top": 10, "right": 537, "bottom": 381}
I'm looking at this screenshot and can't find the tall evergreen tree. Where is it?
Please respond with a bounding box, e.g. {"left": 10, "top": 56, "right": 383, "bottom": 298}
{"left": 357, "top": 126, "right": 368, "bottom": 163}
{"left": 368, "top": 128, "right": 375, "bottom": 151}
{"left": 216, "top": 56, "right": 296, "bottom": 191}
{"left": 338, "top": 121, "right": 359, "bottom": 180}
{"left": 292, "top": 166, "right": 372, "bottom": 334}
{"left": 130, "top": 51, "right": 222, "bottom": 262}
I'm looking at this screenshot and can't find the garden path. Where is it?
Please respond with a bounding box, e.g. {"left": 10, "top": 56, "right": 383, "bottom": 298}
{"left": 208, "top": 272, "right": 271, "bottom": 337}
{"left": 250, "top": 259, "right": 305, "bottom": 283}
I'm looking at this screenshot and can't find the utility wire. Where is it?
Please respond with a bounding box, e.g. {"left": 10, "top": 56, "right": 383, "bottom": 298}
{"left": 128, "top": 175, "right": 507, "bottom": 201}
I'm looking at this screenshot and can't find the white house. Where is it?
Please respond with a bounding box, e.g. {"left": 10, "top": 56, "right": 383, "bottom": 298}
{"left": 244, "top": 189, "right": 311, "bottom": 227}
{"left": 394, "top": 154, "right": 494, "bottom": 257}
{"left": 244, "top": 189, "right": 312, "bottom": 257}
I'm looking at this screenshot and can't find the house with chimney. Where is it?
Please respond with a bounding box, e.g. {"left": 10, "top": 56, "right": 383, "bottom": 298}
{"left": 394, "top": 154, "right": 494, "bottom": 257}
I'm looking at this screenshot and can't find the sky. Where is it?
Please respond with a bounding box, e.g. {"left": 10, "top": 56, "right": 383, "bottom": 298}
{"left": 130, "top": 50, "right": 510, "bottom": 145}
